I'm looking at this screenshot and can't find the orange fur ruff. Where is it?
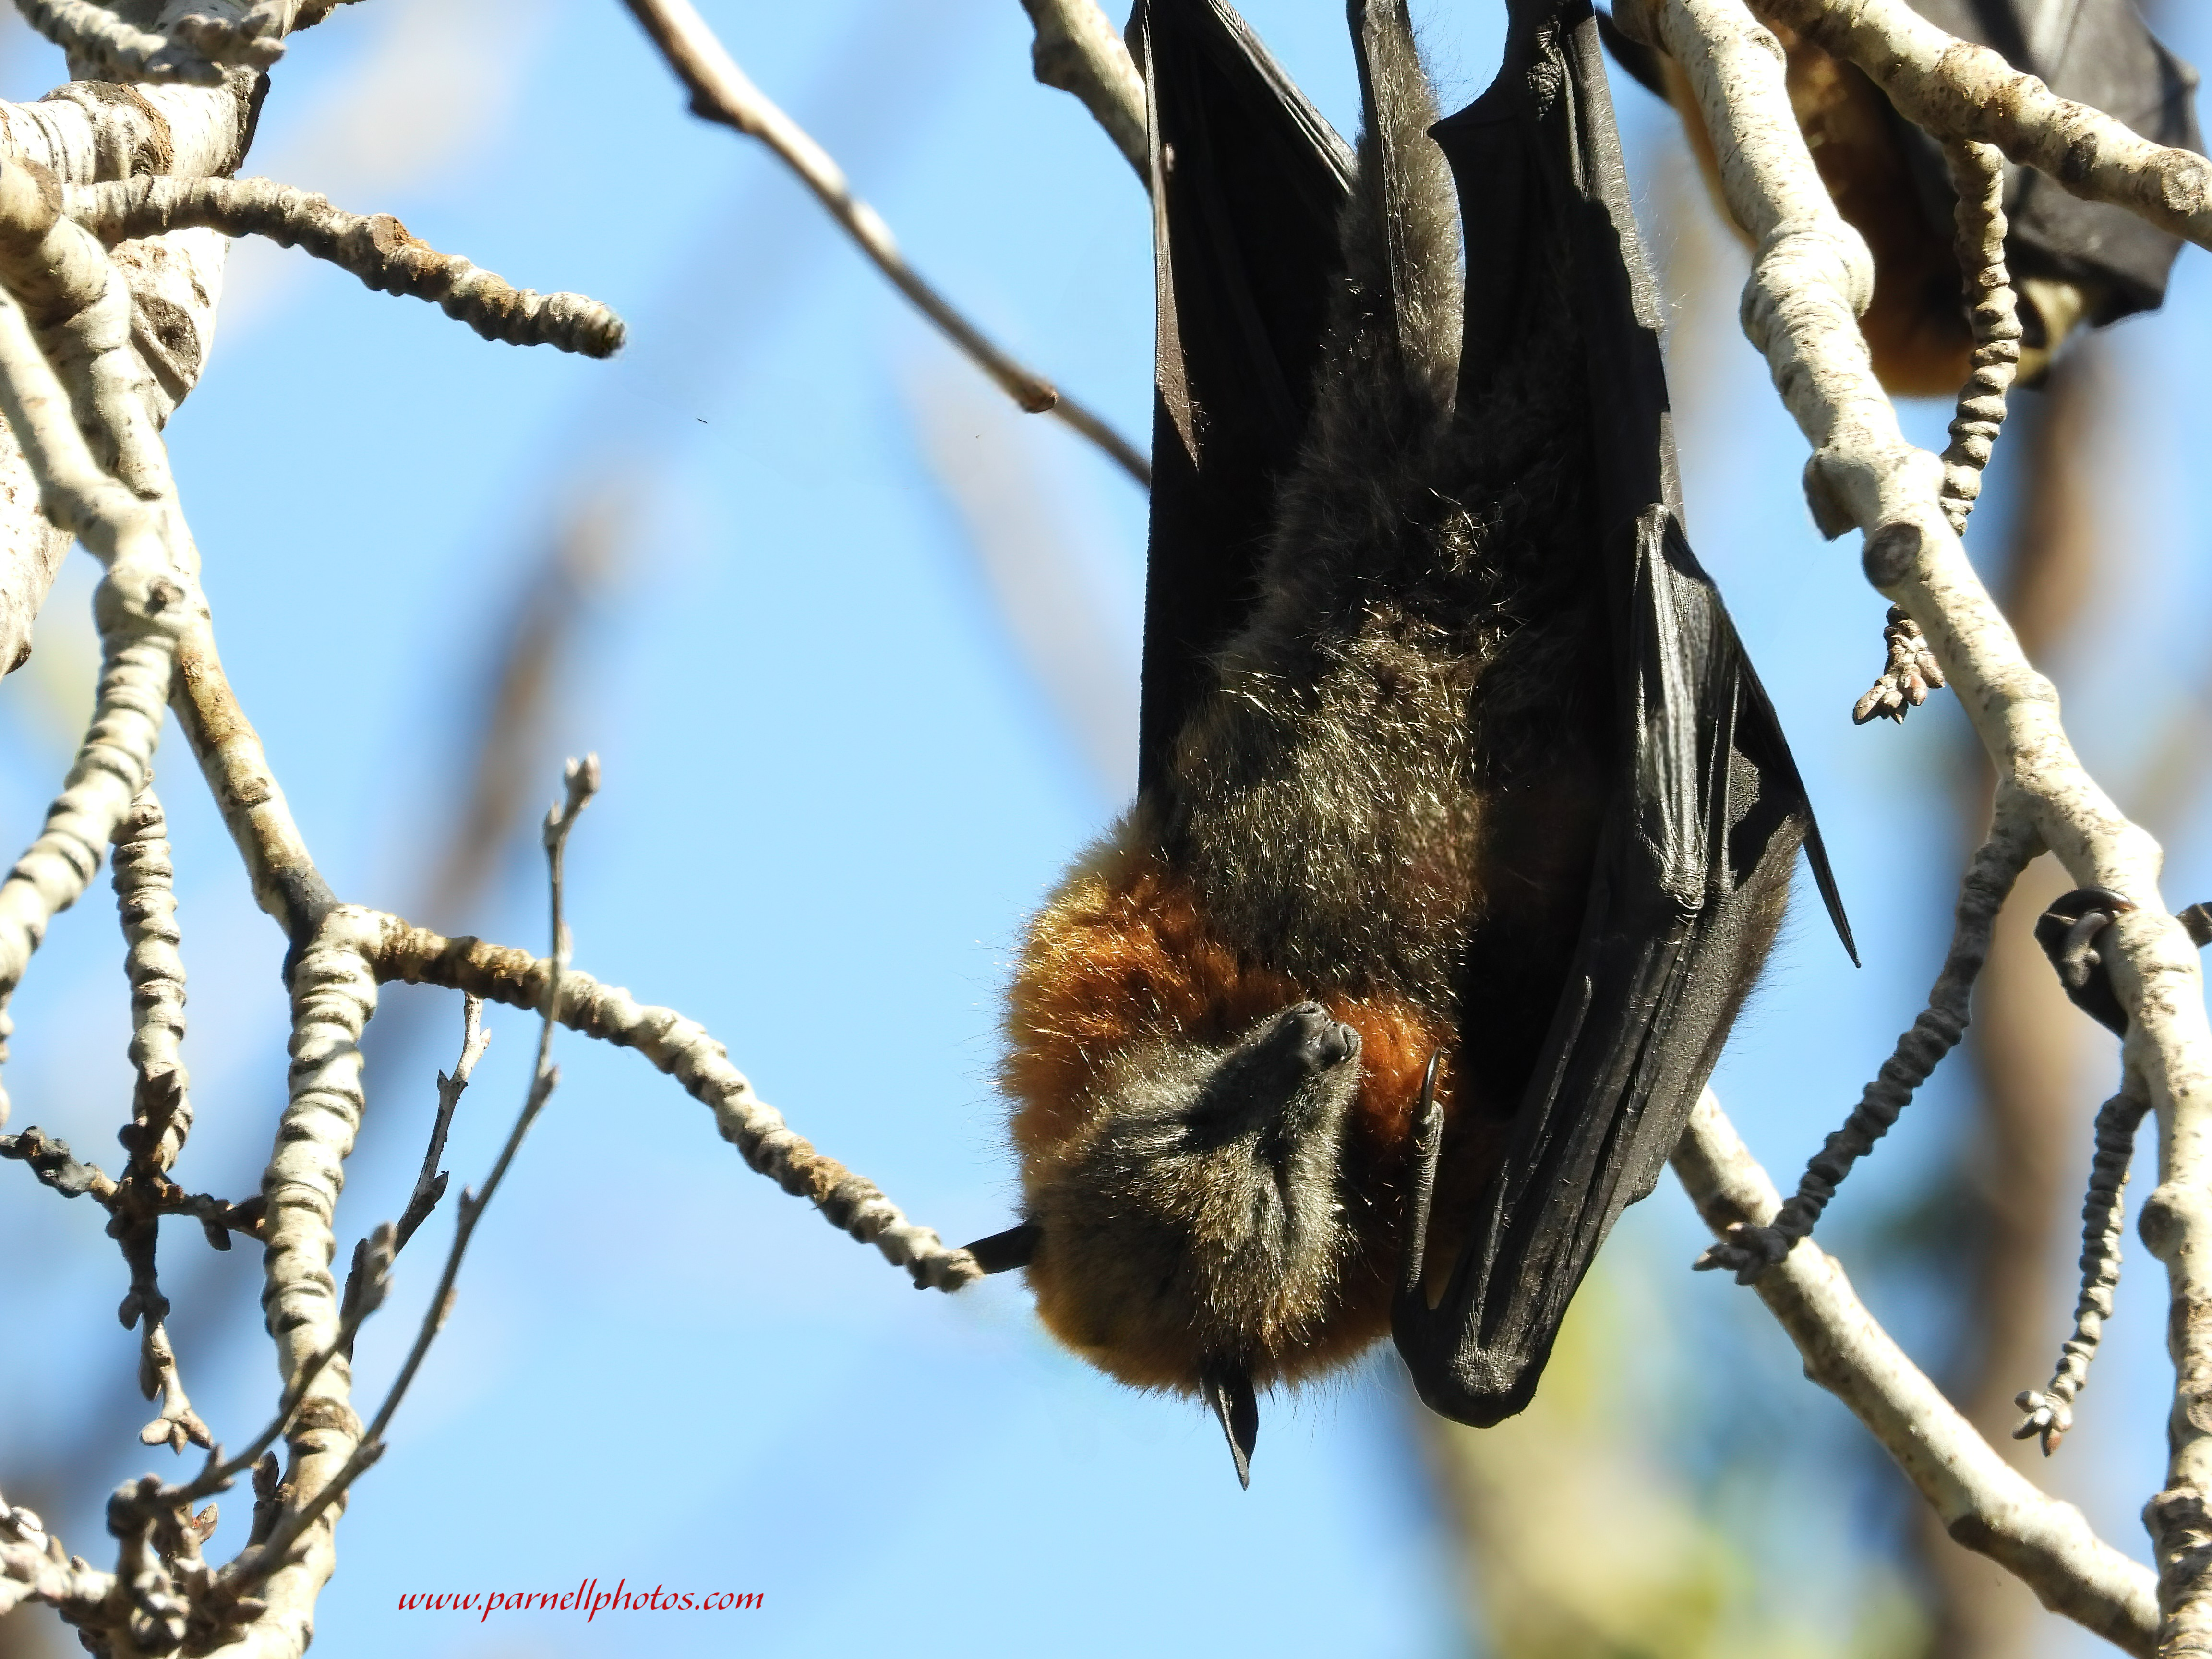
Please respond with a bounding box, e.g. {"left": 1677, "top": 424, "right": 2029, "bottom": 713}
{"left": 1002, "top": 835, "right": 1497, "bottom": 1391}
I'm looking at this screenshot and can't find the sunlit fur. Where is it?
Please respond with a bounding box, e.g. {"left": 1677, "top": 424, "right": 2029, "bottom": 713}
{"left": 1004, "top": 7, "right": 1606, "bottom": 1398}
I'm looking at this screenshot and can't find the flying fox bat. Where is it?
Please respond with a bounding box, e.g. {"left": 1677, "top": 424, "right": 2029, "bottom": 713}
{"left": 1598, "top": 0, "right": 2201, "bottom": 393}
{"left": 964, "top": 0, "right": 1851, "bottom": 1486}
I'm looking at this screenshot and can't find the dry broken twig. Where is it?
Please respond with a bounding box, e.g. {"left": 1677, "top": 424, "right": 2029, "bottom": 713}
{"left": 1017, "top": 0, "right": 1148, "bottom": 178}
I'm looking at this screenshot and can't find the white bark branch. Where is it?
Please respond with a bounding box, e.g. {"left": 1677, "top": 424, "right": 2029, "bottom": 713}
{"left": 16, "top": 0, "right": 278, "bottom": 84}
{"left": 1674, "top": 1092, "right": 2160, "bottom": 1654}
{"left": 1752, "top": 0, "right": 2212, "bottom": 254}
{"left": 1016, "top": 0, "right": 1147, "bottom": 179}
{"left": 1618, "top": 0, "right": 2212, "bottom": 1642}
{"left": 0, "top": 0, "right": 266, "bottom": 677}
{"left": 213, "top": 907, "right": 381, "bottom": 1659}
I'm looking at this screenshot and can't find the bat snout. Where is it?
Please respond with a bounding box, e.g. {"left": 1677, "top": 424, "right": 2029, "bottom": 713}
{"left": 1274, "top": 1002, "right": 1360, "bottom": 1074}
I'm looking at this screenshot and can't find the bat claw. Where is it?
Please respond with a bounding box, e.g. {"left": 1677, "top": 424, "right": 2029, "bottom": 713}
{"left": 1692, "top": 1221, "right": 1791, "bottom": 1284}
{"left": 1851, "top": 607, "right": 1945, "bottom": 726}
{"left": 1397, "top": 1054, "right": 1444, "bottom": 1303}
{"left": 2012, "top": 1388, "right": 2071, "bottom": 1456}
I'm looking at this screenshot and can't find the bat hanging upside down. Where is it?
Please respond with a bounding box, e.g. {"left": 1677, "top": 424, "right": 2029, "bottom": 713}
{"left": 1597, "top": 0, "right": 2200, "bottom": 393}
{"left": 964, "top": 0, "right": 1851, "bottom": 1486}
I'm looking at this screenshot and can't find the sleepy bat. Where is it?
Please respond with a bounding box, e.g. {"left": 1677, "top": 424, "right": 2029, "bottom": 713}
{"left": 965, "top": 0, "right": 1850, "bottom": 1485}
{"left": 1599, "top": 0, "right": 2201, "bottom": 393}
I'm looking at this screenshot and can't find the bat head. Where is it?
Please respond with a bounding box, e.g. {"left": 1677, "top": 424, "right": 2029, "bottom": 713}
{"left": 1005, "top": 1002, "right": 1366, "bottom": 1401}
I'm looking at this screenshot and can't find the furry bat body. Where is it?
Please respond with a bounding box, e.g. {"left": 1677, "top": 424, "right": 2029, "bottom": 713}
{"left": 1601, "top": 0, "right": 2200, "bottom": 392}
{"left": 972, "top": 0, "right": 1848, "bottom": 1482}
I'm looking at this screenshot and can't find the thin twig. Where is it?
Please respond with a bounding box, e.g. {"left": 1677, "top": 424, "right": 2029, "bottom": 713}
{"left": 1936, "top": 138, "right": 2021, "bottom": 534}
{"left": 108, "top": 786, "right": 207, "bottom": 1452}
{"left": 373, "top": 917, "right": 986, "bottom": 1291}
{"left": 227, "top": 760, "right": 599, "bottom": 1598}
{"left": 618, "top": 0, "right": 1150, "bottom": 487}
{"left": 63, "top": 177, "right": 628, "bottom": 357}
{"left": 2014, "top": 1084, "right": 2150, "bottom": 1455}
{"left": 392, "top": 995, "right": 488, "bottom": 1252}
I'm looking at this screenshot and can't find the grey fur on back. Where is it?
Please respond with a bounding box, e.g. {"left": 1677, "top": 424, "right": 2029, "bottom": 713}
{"left": 1154, "top": 0, "right": 1611, "bottom": 1093}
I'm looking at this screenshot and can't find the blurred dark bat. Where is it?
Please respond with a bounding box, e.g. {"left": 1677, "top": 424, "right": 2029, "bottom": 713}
{"left": 2036, "top": 887, "right": 2212, "bottom": 1034}
{"left": 963, "top": 0, "right": 1853, "bottom": 1486}
{"left": 1597, "top": 0, "right": 2200, "bottom": 394}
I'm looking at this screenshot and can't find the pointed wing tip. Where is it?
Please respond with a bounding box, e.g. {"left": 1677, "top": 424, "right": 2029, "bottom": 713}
{"left": 1801, "top": 824, "right": 1856, "bottom": 967}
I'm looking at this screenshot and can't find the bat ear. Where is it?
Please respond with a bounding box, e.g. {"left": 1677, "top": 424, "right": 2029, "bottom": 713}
{"left": 961, "top": 1221, "right": 1042, "bottom": 1274}
{"left": 1199, "top": 1359, "right": 1259, "bottom": 1489}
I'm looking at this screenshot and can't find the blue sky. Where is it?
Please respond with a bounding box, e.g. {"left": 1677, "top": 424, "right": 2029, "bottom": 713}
{"left": 0, "top": 3, "right": 2207, "bottom": 1656}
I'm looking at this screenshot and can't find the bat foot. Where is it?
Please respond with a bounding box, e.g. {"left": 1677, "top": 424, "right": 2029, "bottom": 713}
{"left": 2033, "top": 888, "right": 2135, "bottom": 1035}
{"left": 1851, "top": 607, "right": 1945, "bottom": 726}
{"left": 1693, "top": 1221, "right": 1791, "bottom": 1285}
{"left": 2012, "top": 1388, "right": 2071, "bottom": 1456}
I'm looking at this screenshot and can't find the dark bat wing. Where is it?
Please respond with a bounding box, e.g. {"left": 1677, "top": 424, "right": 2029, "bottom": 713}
{"left": 1127, "top": 0, "right": 1355, "bottom": 793}
{"left": 1901, "top": 0, "right": 2200, "bottom": 324}
{"left": 1394, "top": 0, "right": 1853, "bottom": 1427}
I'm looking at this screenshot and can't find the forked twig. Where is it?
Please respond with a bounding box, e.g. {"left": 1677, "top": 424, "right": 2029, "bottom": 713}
{"left": 225, "top": 759, "right": 599, "bottom": 1598}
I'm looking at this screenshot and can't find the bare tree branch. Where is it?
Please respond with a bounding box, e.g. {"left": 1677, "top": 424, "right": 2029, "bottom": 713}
{"left": 1673, "top": 1092, "right": 2159, "bottom": 1655}
{"left": 1016, "top": 0, "right": 1147, "bottom": 179}
{"left": 619, "top": 0, "right": 1150, "bottom": 487}
{"left": 1615, "top": 0, "right": 2212, "bottom": 1641}
{"left": 391, "top": 995, "right": 486, "bottom": 1253}
{"left": 63, "top": 176, "right": 627, "bottom": 356}
{"left": 1751, "top": 0, "right": 2212, "bottom": 254}
{"left": 1934, "top": 138, "right": 2019, "bottom": 534}
{"left": 373, "top": 917, "right": 986, "bottom": 1291}
{"left": 1619, "top": 0, "right": 2212, "bottom": 1636}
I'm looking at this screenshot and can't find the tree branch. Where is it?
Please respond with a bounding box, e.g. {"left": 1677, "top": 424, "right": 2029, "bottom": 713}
{"left": 1617, "top": 0, "right": 2212, "bottom": 1640}
{"left": 1015, "top": 0, "right": 1147, "bottom": 180}
{"left": 372, "top": 917, "right": 985, "bottom": 1291}
{"left": 1673, "top": 1092, "right": 2159, "bottom": 1654}
{"left": 619, "top": 0, "right": 1150, "bottom": 487}
{"left": 64, "top": 176, "right": 628, "bottom": 356}
{"left": 1751, "top": 0, "right": 2212, "bottom": 254}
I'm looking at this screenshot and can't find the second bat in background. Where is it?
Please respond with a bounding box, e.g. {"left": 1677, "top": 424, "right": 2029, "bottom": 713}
{"left": 1600, "top": 0, "right": 2201, "bottom": 392}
